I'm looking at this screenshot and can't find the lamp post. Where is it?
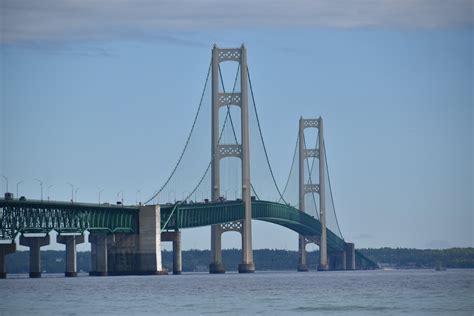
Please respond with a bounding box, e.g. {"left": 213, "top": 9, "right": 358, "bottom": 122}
{"left": 182, "top": 191, "right": 189, "bottom": 201}
{"left": 74, "top": 188, "right": 80, "bottom": 202}
{"left": 168, "top": 190, "right": 176, "bottom": 203}
{"left": 67, "top": 182, "right": 74, "bottom": 202}
{"left": 1, "top": 175, "right": 8, "bottom": 193}
{"left": 136, "top": 190, "right": 141, "bottom": 205}
{"left": 16, "top": 180, "right": 24, "bottom": 198}
{"left": 47, "top": 184, "right": 54, "bottom": 201}
{"left": 98, "top": 187, "right": 104, "bottom": 204}
{"left": 116, "top": 190, "right": 124, "bottom": 204}
{"left": 35, "top": 179, "right": 43, "bottom": 201}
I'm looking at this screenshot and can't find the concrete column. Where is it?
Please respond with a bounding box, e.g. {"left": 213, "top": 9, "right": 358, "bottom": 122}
{"left": 0, "top": 243, "right": 16, "bottom": 278}
{"left": 345, "top": 243, "right": 356, "bottom": 270}
{"left": 19, "top": 235, "right": 50, "bottom": 278}
{"left": 335, "top": 251, "right": 347, "bottom": 270}
{"left": 57, "top": 234, "right": 84, "bottom": 277}
{"left": 162, "top": 231, "right": 182, "bottom": 275}
{"left": 89, "top": 233, "right": 108, "bottom": 276}
{"left": 210, "top": 225, "right": 225, "bottom": 273}
{"left": 172, "top": 231, "right": 182, "bottom": 275}
{"left": 89, "top": 235, "right": 97, "bottom": 275}
{"left": 297, "top": 236, "right": 308, "bottom": 271}
{"left": 318, "top": 117, "right": 328, "bottom": 271}
{"left": 138, "top": 205, "right": 166, "bottom": 275}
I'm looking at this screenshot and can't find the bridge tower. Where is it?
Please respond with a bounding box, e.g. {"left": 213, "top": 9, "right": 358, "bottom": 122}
{"left": 298, "top": 117, "right": 329, "bottom": 271}
{"left": 209, "top": 44, "right": 254, "bottom": 273}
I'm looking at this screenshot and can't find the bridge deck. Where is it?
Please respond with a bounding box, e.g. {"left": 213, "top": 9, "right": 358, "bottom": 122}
{"left": 0, "top": 198, "right": 377, "bottom": 268}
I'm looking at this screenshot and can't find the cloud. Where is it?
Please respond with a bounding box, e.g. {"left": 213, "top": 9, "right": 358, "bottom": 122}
{"left": 1, "top": 0, "right": 472, "bottom": 44}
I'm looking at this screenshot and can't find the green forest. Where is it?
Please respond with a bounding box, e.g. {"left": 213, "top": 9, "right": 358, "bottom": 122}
{"left": 5, "top": 247, "right": 474, "bottom": 274}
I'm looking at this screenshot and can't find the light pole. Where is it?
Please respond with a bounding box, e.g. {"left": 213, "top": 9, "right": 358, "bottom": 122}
{"left": 136, "top": 190, "right": 141, "bottom": 205}
{"left": 16, "top": 180, "right": 24, "bottom": 198}
{"left": 67, "top": 182, "right": 74, "bottom": 202}
{"left": 98, "top": 187, "right": 104, "bottom": 204}
{"left": 35, "top": 179, "right": 43, "bottom": 201}
{"left": 1, "top": 175, "right": 8, "bottom": 193}
{"left": 74, "top": 188, "right": 80, "bottom": 202}
{"left": 116, "top": 190, "right": 124, "bottom": 204}
{"left": 182, "top": 191, "right": 190, "bottom": 201}
{"left": 168, "top": 190, "right": 176, "bottom": 203}
{"left": 47, "top": 184, "right": 54, "bottom": 201}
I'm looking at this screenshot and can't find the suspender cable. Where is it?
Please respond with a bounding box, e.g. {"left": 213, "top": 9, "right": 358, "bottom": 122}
{"left": 247, "top": 67, "right": 287, "bottom": 204}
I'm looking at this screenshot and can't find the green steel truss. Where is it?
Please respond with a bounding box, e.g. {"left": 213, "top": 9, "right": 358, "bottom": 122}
{"left": 0, "top": 198, "right": 376, "bottom": 268}
{"left": 0, "top": 199, "right": 139, "bottom": 239}
{"left": 160, "top": 200, "right": 346, "bottom": 251}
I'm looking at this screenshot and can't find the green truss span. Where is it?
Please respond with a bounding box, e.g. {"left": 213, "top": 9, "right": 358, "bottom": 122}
{"left": 0, "top": 199, "right": 376, "bottom": 268}
{"left": 0, "top": 199, "right": 139, "bottom": 238}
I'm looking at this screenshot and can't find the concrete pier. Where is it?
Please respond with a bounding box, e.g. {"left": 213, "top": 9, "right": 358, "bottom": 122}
{"left": 57, "top": 234, "right": 84, "bottom": 277}
{"left": 107, "top": 233, "right": 139, "bottom": 275}
{"left": 89, "top": 233, "right": 108, "bottom": 276}
{"left": 162, "top": 231, "right": 182, "bottom": 274}
{"left": 138, "top": 205, "right": 166, "bottom": 275}
{"left": 297, "top": 235, "right": 308, "bottom": 272}
{"left": 19, "top": 234, "right": 50, "bottom": 278}
{"left": 210, "top": 225, "right": 225, "bottom": 273}
{"left": 330, "top": 251, "right": 347, "bottom": 271}
{"left": 0, "top": 243, "right": 16, "bottom": 278}
{"left": 345, "top": 242, "right": 356, "bottom": 270}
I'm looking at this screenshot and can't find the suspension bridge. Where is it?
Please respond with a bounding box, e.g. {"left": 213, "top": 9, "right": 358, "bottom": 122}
{"left": 0, "top": 45, "right": 377, "bottom": 278}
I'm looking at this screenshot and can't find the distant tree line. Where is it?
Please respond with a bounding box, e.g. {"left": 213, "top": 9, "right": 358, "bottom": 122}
{"left": 359, "top": 247, "right": 474, "bottom": 269}
{"left": 5, "top": 247, "right": 474, "bottom": 273}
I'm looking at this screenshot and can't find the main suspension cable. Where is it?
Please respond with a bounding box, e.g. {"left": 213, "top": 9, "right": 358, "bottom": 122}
{"left": 278, "top": 132, "right": 298, "bottom": 205}
{"left": 162, "top": 64, "right": 242, "bottom": 229}
{"left": 247, "top": 67, "right": 287, "bottom": 204}
{"left": 324, "top": 139, "right": 344, "bottom": 239}
{"left": 145, "top": 60, "right": 212, "bottom": 204}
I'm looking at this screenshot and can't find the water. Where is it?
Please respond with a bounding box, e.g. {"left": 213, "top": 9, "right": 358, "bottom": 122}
{"left": 1, "top": 269, "right": 473, "bottom": 315}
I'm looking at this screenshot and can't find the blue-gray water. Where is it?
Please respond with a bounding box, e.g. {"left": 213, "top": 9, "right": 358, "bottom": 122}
{"left": 1, "top": 269, "right": 473, "bottom": 315}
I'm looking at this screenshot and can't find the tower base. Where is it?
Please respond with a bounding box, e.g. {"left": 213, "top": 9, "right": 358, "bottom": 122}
{"left": 318, "top": 264, "right": 329, "bottom": 271}
{"left": 297, "top": 264, "right": 309, "bottom": 272}
{"left": 238, "top": 263, "right": 255, "bottom": 273}
{"left": 209, "top": 262, "right": 225, "bottom": 274}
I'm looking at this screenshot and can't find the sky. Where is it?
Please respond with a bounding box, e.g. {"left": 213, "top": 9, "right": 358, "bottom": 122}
{"left": 1, "top": 0, "right": 473, "bottom": 252}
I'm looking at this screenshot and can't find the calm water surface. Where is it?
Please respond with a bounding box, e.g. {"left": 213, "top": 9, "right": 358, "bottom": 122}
{"left": 1, "top": 269, "right": 473, "bottom": 315}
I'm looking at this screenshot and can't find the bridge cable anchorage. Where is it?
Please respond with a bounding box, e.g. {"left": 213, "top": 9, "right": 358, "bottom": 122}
{"left": 303, "top": 135, "right": 320, "bottom": 219}
{"left": 247, "top": 66, "right": 288, "bottom": 204}
{"left": 278, "top": 131, "right": 299, "bottom": 205}
{"left": 162, "top": 62, "right": 242, "bottom": 230}
{"left": 323, "top": 139, "right": 344, "bottom": 239}
{"left": 145, "top": 59, "right": 212, "bottom": 205}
